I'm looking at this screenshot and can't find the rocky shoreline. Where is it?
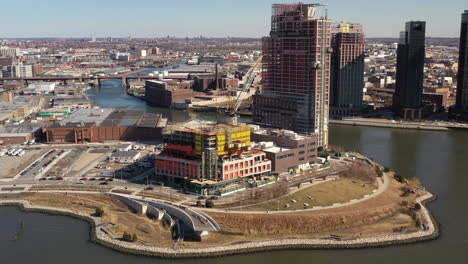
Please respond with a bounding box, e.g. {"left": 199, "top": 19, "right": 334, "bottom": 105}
{"left": 0, "top": 193, "right": 439, "bottom": 259}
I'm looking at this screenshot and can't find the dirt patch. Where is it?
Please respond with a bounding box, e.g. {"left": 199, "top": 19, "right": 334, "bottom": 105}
{"left": 70, "top": 152, "right": 106, "bottom": 172}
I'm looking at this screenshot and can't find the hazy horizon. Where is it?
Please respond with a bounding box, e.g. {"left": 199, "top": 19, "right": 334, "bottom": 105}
{"left": 0, "top": 0, "right": 466, "bottom": 39}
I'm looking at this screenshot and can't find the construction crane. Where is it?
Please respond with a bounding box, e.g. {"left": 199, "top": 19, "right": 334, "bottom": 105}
{"left": 227, "top": 56, "right": 263, "bottom": 125}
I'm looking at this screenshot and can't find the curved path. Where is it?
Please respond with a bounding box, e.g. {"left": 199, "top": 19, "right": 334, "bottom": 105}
{"left": 200, "top": 172, "right": 391, "bottom": 215}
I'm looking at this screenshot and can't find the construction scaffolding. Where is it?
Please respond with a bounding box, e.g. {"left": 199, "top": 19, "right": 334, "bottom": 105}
{"left": 254, "top": 3, "right": 331, "bottom": 147}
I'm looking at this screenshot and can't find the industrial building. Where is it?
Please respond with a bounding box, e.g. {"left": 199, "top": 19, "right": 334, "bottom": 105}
{"left": 43, "top": 108, "right": 167, "bottom": 144}
{"left": 0, "top": 96, "right": 43, "bottom": 122}
{"left": 155, "top": 120, "right": 271, "bottom": 192}
{"left": 393, "top": 21, "right": 426, "bottom": 120}
{"left": 330, "top": 22, "right": 365, "bottom": 119}
{"left": 0, "top": 123, "right": 42, "bottom": 144}
{"left": 253, "top": 3, "right": 331, "bottom": 147}
{"left": 145, "top": 80, "right": 197, "bottom": 108}
{"left": 251, "top": 126, "right": 318, "bottom": 174}
{"left": 454, "top": 11, "right": 468, "bottom": 121}
{"left": 52, "top": 96, "right": 93, "bottom": 109}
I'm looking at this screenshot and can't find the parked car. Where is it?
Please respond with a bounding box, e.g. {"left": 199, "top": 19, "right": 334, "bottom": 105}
{"left": 144, "top": 187, "right": 154, "bottom": 191}
{"left": 56, "top": 177, "right": 64, "bottom": 180}
{"left": 79, "top": 178, "right": 88, "bottom": 181}
{"left": 99, "top": 182, "right": 109, "bottom": 185}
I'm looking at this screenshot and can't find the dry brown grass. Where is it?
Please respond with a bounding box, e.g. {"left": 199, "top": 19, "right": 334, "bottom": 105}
{"left": 243, "top": 178, "right": 377, "bottom": 211}
{"left": 205, "top": 176, "right": 419, "bottom": 240}
{"left": 29, "top": 186, "right": 112, "bottom": 192}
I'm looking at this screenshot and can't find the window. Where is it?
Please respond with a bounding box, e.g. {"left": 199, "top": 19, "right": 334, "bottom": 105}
{"left": 310, "top": 155, "right": 316, "bottom": 159}
{"left": 287, "top": 153, "right": 294, "bottom": 157}
{"left": 299, "top": 151, "right": 305, "bottom": 155}
{"left": 299, "top": 144, "right": 305, "bottom": 148}
{"left": 299, "top": 158, "right": 305, "bottom": 161}
{"left": 310, "top": 148, "right": 316, "bottom": 152}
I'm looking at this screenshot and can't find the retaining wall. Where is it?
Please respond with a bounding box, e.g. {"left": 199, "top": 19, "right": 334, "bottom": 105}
{"left": 146, "top": 205, "right": 164, "bottom": 220}
{"left": 107, "top": 193, "right": 147, "bottom": 215}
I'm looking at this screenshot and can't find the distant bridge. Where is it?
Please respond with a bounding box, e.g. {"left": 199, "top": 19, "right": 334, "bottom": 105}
{"left": 0, "top": 68, "right": 161, "bottom": 87}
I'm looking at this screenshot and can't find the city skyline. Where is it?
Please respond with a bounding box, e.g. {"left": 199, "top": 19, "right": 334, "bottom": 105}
{"left": 0, "top": 0, "right": 466, "bottom": 38}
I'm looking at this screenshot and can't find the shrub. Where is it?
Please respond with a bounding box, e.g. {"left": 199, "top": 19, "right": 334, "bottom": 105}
{"left": 94, "top": 207, "right": 104, "bottom": 217}
{"left": 383, "top": 167, "right": 391, "bottom": 173}
{"left": 131, "top": 233, "right": 138, "bottom": 242}
{"left": 400, "top": 187, "right": 411, "bottom": 197}
{"left": 394, "top": 174, "right": 405, "bottom": 183}
{"left": 122, "top": 232, "right": 132, "bottom": 242}
{"left": 415, "top": 218, "right": 422, "bottom": 227}
{"left": 414, "top": 203, "right": 421, "bottom": 211}
{"left": 205, "top": 199, "right": 214, "bottom": 208}
{"left": 196, "top": 201, "right": 202, "bottom": 207}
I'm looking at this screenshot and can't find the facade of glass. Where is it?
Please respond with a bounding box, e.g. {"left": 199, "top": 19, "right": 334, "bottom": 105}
{"left": 393, "top": 21, "right": 426, "bottom": 120}
{"left": 455, "top": 11, "right": 468, "bottom": 121}
{"left": 330, "top": 22, "right": 365, "bottom": 118}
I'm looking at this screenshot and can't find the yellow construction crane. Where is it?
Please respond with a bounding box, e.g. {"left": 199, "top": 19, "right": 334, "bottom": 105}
{"left": 228, "top": 56, "right": 263, "bottom": 125}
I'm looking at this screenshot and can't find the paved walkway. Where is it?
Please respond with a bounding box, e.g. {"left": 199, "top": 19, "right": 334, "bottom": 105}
{"left": 200, "top": 173, "right": 390, "bottom": 215}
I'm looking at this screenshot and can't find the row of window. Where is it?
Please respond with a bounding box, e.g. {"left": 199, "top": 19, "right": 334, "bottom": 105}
{"left": 224, "top": 164, "right": 271, "bottom": 180}
{"left": 277, "top": 153, "right": 295, "bottom": 160}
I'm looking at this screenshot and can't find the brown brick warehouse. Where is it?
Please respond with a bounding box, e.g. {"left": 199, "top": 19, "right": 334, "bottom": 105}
{"left": 43, "top": 108, "right": 167, "bottom": 144}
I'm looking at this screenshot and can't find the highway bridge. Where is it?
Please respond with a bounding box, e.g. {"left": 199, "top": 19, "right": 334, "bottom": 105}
{"left": 0, "top": 68, "right": 157, "bottom": 87}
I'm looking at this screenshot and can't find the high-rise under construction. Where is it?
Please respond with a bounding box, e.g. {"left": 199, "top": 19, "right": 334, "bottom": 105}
{"left": 253, "top": 3, "right": 332, "bottom": 148}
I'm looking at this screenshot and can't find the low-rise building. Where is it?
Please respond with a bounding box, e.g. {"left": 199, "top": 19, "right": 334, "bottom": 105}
{"left": 43, "top": 108, "right": 167, "bottom": 144}
{"left": 110, "top": 150, "right": 141, "bottom": 164}
{"left": 53, "top": 96, "right": 93, "bottom": 109}
{"left": 251, "top": 126, "right": 318, "bottom": 174}
{"left": 145, "top": 80, "right": 197, "bottom": 108}
{"left": 155, "top": 120, "right": 271, "bottom": 185}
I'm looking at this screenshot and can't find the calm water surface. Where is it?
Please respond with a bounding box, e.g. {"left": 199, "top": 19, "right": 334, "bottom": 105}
{"left": 0, "top": 79, "right": 466, "bottom": 263}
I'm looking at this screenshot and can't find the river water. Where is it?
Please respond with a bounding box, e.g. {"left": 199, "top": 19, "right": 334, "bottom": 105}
{"left": 1, "top": 77, "right": 467, "bottom": 263}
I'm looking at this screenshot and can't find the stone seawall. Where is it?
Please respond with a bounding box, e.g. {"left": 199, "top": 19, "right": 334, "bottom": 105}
{"left": 330, "top": 120, "right": 450, "bottom": 131}
{"left": 0, "top": 193, "right": 439, "bottom": 259}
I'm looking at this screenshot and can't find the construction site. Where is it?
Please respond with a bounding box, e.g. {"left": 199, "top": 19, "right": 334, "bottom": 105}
{"left": 155, "top": 120, "right": 273, "bottom": 195}
{"left": 253, "top": 3, "right": 332, "bottom": 147}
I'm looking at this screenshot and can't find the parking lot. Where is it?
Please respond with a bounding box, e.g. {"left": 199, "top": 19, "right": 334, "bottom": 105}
{"left": 0, "top": 148, "right": 46, "bottom": 179}
{"left": 19, "top": 149, "right": 69, "bottom": 180}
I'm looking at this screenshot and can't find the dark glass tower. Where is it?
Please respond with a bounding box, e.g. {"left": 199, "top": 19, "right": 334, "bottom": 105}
{"left": 456, "top": 11, "right": 468, "bottom": 121}
{"left": 393, "top": 21, "right": 426, "bottom": 120}
{"left": 330, "top": 22, "right": 365, "bottom": 118}
{"left": 253, "top": 3, "right": 331, "bottom": 147}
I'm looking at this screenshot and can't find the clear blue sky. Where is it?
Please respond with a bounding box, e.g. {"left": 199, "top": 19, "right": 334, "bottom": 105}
{"left": 0, "top": 0, "right": 466, "bottom": 38}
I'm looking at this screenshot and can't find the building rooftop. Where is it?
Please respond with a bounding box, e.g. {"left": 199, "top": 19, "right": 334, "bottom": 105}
{"left": 167, "top": 119, "right": 249, "bottom": 134}
{"left": 53, "top": 96, "right": 92, "bottom": 107}
{"left": 111, "top": 150, "right": 140, "bottom": 158}
{"left": 58, "top": 108, "right": 114, "bottom": 126}
{"left": 169, "top": 64, "right": 215, "bottom": 74}
{"left": 0, "top": 123, "right": 42, "bottom": 135}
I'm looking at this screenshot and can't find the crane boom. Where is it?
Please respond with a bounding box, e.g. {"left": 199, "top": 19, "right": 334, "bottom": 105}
{"left": 231, "top": 56, "right": 263, "bottom": 116}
